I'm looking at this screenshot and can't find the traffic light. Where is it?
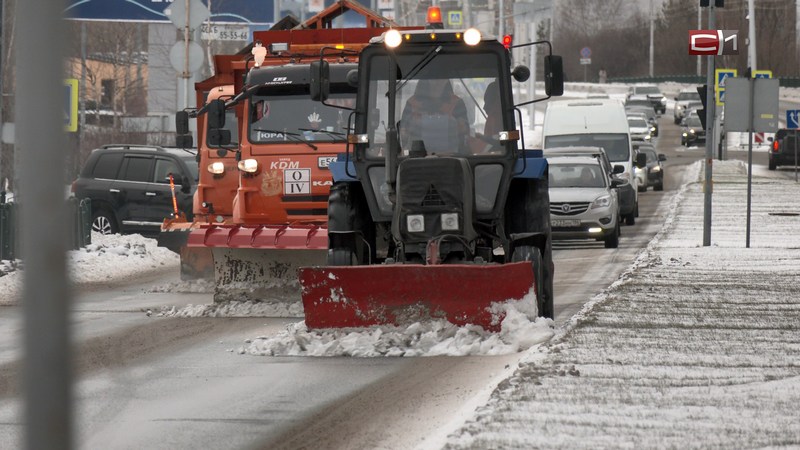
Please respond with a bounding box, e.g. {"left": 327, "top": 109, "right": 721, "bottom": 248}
{"left": 502, "top": 34, "right": 513, "bottom": 49}
{"left": 696, "top": 84, "right": 708, "bottom": 130}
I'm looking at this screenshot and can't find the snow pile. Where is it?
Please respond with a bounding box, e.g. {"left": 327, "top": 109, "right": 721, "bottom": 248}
{"left": 447, "top": 159, "right": 800, "bottom": 448}
{"left": 159, "top": 300, "right": 303, "bottom": 318}
{"left": 145, "top": 279, "right": 215, "bottom": 294}
{"left": 241, "top": 291, "right": 554, "bottom": 357}
{"left": 0, "top": 232, "right": 178, "bottom": 304}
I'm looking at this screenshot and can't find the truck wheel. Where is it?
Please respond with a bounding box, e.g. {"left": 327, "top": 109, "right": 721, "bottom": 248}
{"left": 92, "top": 208, "right": 118, "bottom": 235}
{"left": 328, "top": 248, "right": 355, "bottom": 266}
{"left": 328, "top": 182, "right": 374, "bottom": 264}
{"left": 512, "top": 245, "right": 551, "bottom": 319}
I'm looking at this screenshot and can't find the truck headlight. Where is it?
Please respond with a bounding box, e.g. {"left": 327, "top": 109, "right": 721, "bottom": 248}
{"left": 208, "top": 162, "right": 225, "bottom": 174}
{"left": 237, "top": 159, "right": 259, "bottom": 173}
{"left": 590, "top": 194, "right": 611, "bottom": 210}
{"left": 441, "top": 213, "right": 459, "bottom": 231}
{"left": 407, "top": 214, "right": 425, "bottom": 233}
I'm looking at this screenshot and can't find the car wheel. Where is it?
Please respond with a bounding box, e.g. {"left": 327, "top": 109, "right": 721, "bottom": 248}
{"left": 92, "top": 208, "right": 118, "bottom": 235}
{"left": 674, "top": 117, "right": 680, "bottom": 125}
{"left": 624, "top": 213, "right": 635, "bottom": 226}
{"left": 604, "top": 223, "right": 619, "bottom": 248}
{"left": 635, "top": 201, "right": 639, "bottom": 218}
{"left": 768, "top": 160, "right": 776, "bottom": 170}
{"left": 638, "top": 184, "right": 646, "bottom": 193}
{"left": 655, "top": 181, "right": 664, "bottom": 191}
{"left": 512, "top": 245, "right": 551, "bottom": 319}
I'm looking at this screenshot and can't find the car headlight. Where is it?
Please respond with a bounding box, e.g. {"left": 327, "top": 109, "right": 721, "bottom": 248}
{"left": 644, "top": 135, "right": 651, "bottom": 140}
{"left": 237, "top": 159, "right": 259, "bottom": 173}
{"left": 650, "top": 126, "right": 656, "bottom": 132}
{"left": 689, "top": 129, "right": 696, "bottom": 135}
{"left": 207, "top": 162, "right": 225, "bottom": 174}
{"left": 676, "top": 105, "right": 683, "bottom": 111}
{"left": 407, "top": 214, "right": 424, "bottom": 233}
{"left": 682, "top": 132, "right": 688, "bottom": 137}
{"left": 590, "top": 194, "right": 611, "bottom": 209}
{"left": 651, "top": 166, "right": 661, "bottom": 173}
{"left": 441, "top": 213, "right": 459, "bottom": 231}
{"left": 660, "top": 97, "right": 667, "bottom": 105}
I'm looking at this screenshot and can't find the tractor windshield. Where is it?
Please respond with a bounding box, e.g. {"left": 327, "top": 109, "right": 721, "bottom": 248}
{"left": 249, "top": 93, "right": 354, "bottom": 144}
{"left": 363, "top": 50, "right": 507, "bottom": 159}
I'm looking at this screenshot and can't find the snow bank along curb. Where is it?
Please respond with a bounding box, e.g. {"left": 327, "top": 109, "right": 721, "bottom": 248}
{"left": 446, "top": 161, "right": 800, "bottom": 448}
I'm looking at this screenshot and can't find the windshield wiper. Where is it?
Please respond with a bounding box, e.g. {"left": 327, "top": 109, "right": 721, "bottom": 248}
{"left": 297, "top": 128, "right": 346, "bottom": 142}
{"left": 392, "top": 45, "right": 443, "bottom": 95}
{"left": 252, "top": 128, "right": 318, "bottom": 151}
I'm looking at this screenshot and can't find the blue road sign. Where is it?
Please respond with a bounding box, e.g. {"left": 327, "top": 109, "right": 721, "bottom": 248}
{"left": 716, "top": 69, "right": 736, "bottom": 90}
{"left": 580, "top": 47, "right": 591, "bottom": 58}
{"left": 788, "top": 110, "right": 800, "bottom": 129}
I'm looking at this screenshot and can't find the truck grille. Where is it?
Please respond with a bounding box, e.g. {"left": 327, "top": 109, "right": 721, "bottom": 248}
{"left": 550, "top": 202, "right": 590, "bottom": 216}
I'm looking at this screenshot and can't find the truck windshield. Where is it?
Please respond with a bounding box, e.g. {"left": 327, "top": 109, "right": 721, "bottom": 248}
{"left": 364, "top": 50, "right": 506, "bottom": 159}
{"left": 545, "top": 134, "right": 630, "bottom": 163}
{"left": 249, "top": 93, "right": 354, "bottom": 144}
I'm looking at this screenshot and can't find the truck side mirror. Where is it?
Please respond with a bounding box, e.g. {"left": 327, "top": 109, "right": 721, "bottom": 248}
{"left": 207, "top": 99, "right": 226, "bottom": 130}
{"left": 636, "top": 152, "right": 647, "bottom": 169}
{"left": 176, "top": 134, "right": 193, "bottom": 148}
{"left": 176, "top": 111, "right": 190, "bottom": 135}
{"left": 310, "top": 60, "right": 330, "bottom": 102}
{"left": 208, "top": 129, "right": 231, "bottom": 147}
{"left": 544, "top": 55, "right": 564, "bottom": 97}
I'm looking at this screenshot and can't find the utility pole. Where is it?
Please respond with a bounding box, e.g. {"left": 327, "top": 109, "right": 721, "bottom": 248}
{"left": 747, "top": 0, "right": 756, "bottom": 72}
{"left": 703, "top": 2, "right": 717, "bottom": 247}
{"left": 649, "top": 0, "right": 654, "bottom": 77}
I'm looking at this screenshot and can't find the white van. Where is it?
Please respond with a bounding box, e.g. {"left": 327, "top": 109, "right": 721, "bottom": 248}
{"left": 542, "top": 99, "right": 640, "bottom": 225}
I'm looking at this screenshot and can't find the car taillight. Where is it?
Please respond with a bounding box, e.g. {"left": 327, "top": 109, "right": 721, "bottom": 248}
{"left": 773, "top": 140, "right": 780, "bottom": 152}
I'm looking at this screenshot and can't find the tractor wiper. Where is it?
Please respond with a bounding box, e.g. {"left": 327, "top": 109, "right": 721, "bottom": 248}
{"left": 252, "top": 128, "right": 318, "bottom": 151}
{"left": 393, "top": 45, "right": 443, "bottom": 95}
{"left": 297, "top": 128, "right": 347, "bottom": 142}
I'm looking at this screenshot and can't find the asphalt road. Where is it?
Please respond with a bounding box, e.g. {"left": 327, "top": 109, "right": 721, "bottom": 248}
{"left": 0, "top": 111, "right": 735, "bottom": 450}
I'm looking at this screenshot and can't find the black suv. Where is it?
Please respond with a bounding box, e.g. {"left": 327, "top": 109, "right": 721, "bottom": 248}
{"left": 769, "top": 128, "right": 799, "bottom": 170}
{"left": 72, "top": 144, "right": 198, "bottom": 235}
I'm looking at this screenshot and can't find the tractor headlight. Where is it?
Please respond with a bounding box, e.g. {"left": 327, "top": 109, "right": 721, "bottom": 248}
{"left": 441, "top": 213, "right": 459, "bottom": 231}
{"left": 208, "top": 161, "right": 225, "bottom": 174}
{"left": 407, "top": 214, "right": 425, "bottom": 233}
{"left": 590, "top": 194, "right": 611, "bottom": 210}
{"left": 384, "top": 29, "right": 403, "bottom": 48}
{"left": 237, "top": 159, "right": 259, "bottom": 173}
{"left": 463, "top": 28, "right": 482, "bottom": 46}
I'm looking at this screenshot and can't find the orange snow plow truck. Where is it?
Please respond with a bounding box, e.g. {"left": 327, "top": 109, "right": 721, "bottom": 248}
{"left": 299, "top": 9, "right": 565, "bottom": 331}
{"left": 162, "top": 1, "right": 419, "bottom": 302}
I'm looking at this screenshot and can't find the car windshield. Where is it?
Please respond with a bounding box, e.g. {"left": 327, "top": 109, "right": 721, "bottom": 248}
{"left": 686, "top": 116, "right": 702, "bottom": 128}
{"left": 364, "top": 50, "right": 505, "bottom": 158}
{"left": 549, "top": 163, "right": 606, "bottom": 188}
{"left": 636, "top": 86, "right": 660, "bottom": 95}
{"left": 249, "top": 93, "right": 354, "bottom": 143}
{"left": 643, "top": 149, "right": 657, "bottom": 163}
{"left": 678, "top": 92, "right": 701, "bottom": 101}
{"left": 628, "top": 117, "right": 648, "bottom": 128}
{"left": 545, "top": 134, "right": 630, "bottom": 163}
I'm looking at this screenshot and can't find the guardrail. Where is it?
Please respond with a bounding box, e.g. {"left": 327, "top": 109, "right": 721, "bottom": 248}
{"left": 609, "top": 75, "right": 800, "bottom": 88}
{"left": 0, "top": 197, "right": 92, "bottom": 260}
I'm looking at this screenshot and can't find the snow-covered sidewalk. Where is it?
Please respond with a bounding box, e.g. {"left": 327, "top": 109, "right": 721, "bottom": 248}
{"left": 447, "top": 160, "right": 800, "bottom": 448}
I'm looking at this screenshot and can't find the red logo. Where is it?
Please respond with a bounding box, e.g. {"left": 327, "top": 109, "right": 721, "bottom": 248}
{"left": 689, "top": 30, "right": 739, "bottom": 56}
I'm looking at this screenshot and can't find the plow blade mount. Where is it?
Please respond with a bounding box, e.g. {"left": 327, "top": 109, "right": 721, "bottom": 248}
{"left": 299, "top": 262, "right": 535, "bottom": 331}
{"left": 213, "top": 248, "right": 327, "bottom": 303}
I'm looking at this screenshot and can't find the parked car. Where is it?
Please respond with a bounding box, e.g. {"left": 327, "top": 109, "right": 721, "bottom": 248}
{"left": 626, "top": 108, "right": 658, "bottom": 137}
{"left": 634, "top": 144, "right": 666, "bottom": 191}
{"left": 628, "top": 85, "right": 667, "bottom": 114}
{"left": 681, "top": 113, "right": 706, "bottom": 147}
{"left": 768, "top": 128, "right": 799, "bottom": 170}
{"left": 673, "top": 89, "right": 702, "bottom": 124}
{"left": 72, "top": 144, "right": 199, "bottom": 236}
{"left": 627, "top": 116, "right": 653, "bottom": 142}
{"left": 547, "top": 155, "right": 624, "bottom": 248}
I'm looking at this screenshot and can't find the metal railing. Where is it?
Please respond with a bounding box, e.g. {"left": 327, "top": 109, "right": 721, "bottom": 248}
{"left": 0, "top": 197, "right": 92, "bottom": 260}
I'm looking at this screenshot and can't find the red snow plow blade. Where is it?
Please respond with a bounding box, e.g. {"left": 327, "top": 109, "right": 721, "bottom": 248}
{"left": 299, "top": 262, "right": 535, "bottom": 332}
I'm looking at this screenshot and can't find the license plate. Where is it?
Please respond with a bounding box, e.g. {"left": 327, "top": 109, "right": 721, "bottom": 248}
{"left": 552, "top": 219, "right": 580, "bottom": 227}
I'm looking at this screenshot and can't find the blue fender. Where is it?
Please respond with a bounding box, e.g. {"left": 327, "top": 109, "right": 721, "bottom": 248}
{"left": 513, "top": 149, "right": 548, "bottom": 179}
{"left": 329, "top": 154, "right": 358, "bottom": 183}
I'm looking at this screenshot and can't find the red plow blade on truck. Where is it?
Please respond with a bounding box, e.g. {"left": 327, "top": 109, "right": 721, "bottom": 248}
{"left": 299, "top": 262, "right": 536, "bottom": 332}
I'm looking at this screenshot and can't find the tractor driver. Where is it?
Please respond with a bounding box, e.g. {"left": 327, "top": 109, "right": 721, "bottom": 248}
{"left": 399, "top": 78, "right": 470, "bottom": 155}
